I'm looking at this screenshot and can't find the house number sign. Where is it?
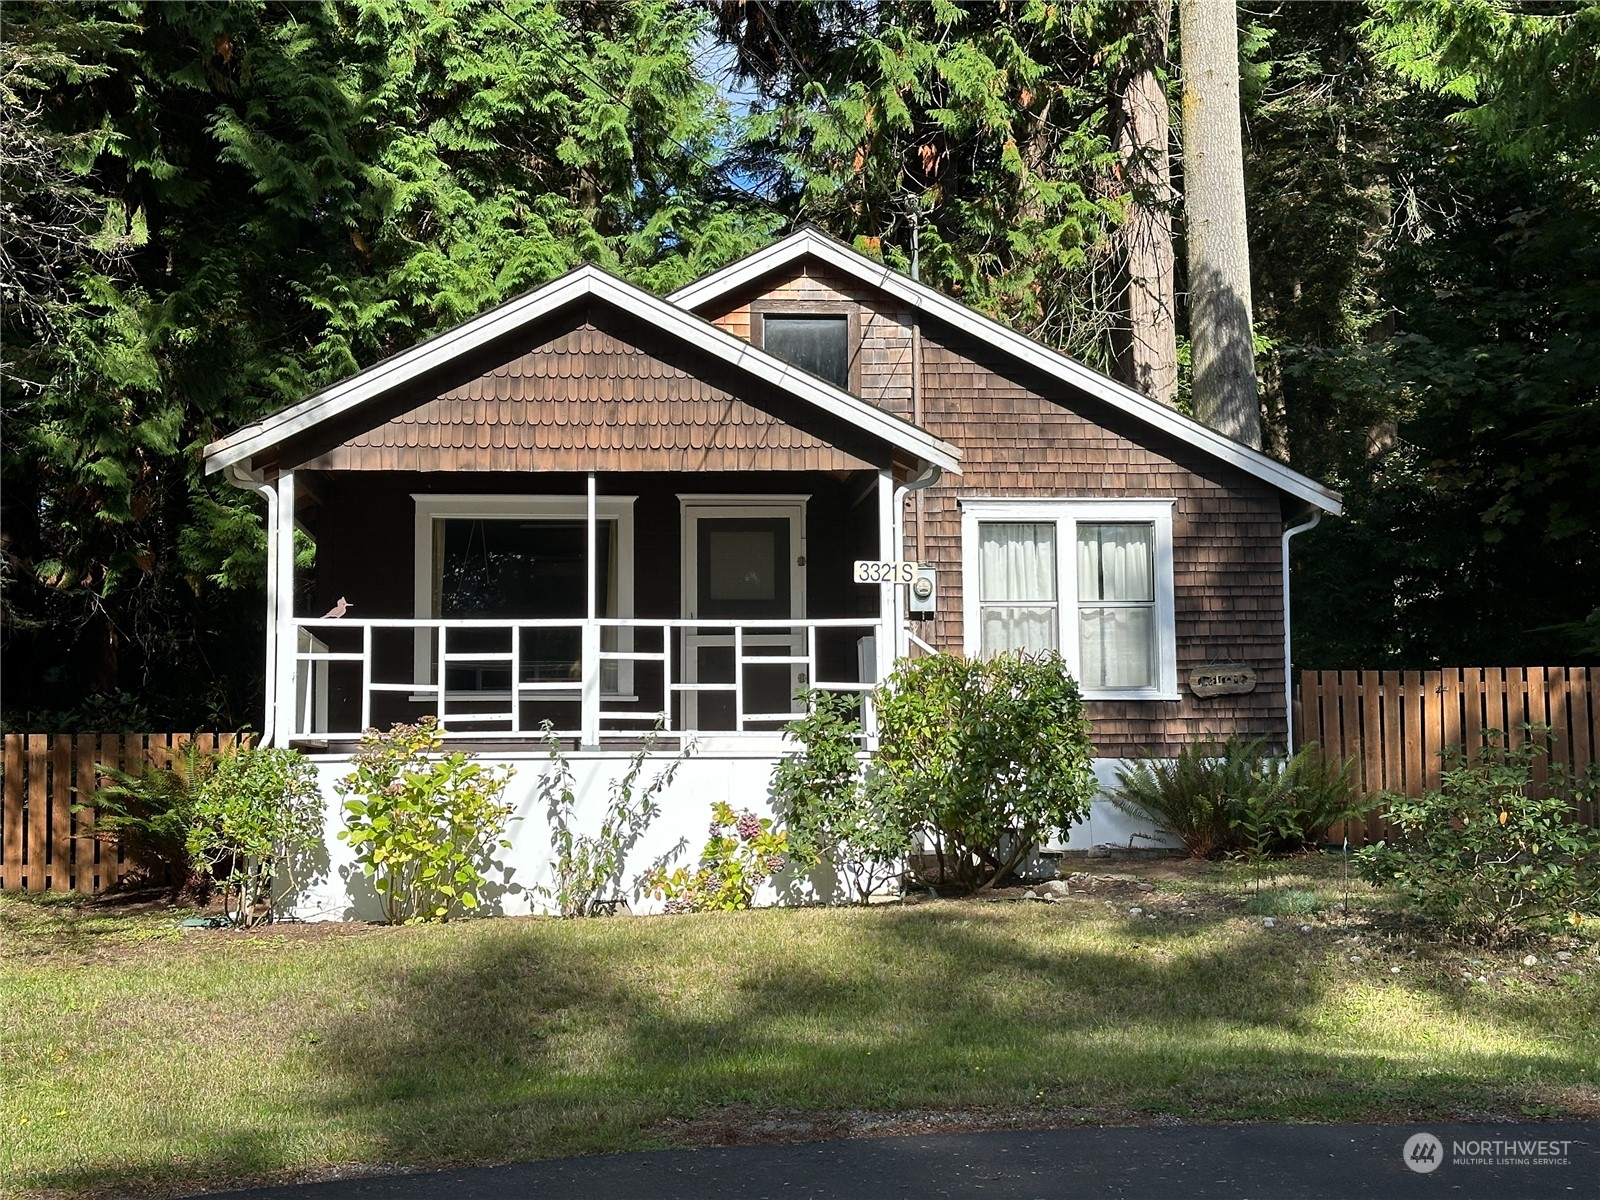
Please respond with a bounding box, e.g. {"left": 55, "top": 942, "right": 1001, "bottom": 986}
{"left": 853, "top": 560, "right": 918, "bottom": 585}
{"left": 1189, "top": 664, "right": 1258, "bottom": 698}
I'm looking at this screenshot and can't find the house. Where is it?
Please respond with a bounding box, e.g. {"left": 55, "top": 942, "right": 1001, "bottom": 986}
{"left": 204, "top": 228, "right": 1341, "bottom": 917}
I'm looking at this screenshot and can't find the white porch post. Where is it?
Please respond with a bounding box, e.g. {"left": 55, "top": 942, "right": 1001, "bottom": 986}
{"left": 876, "top": 469, "right": 896, "bottom": 687}
{"left": 581, "top": 472, "right": 600, "bottom": 747}
{"left": 274, "top": 470, "right": 297, "bottom": 743}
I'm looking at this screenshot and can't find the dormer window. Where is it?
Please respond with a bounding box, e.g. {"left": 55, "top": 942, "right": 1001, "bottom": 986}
{"left": 763, "top": 316, "right": 849, "bottom": 390}
{"left": 752, "top": 300, "right": 860, "bottom": 393}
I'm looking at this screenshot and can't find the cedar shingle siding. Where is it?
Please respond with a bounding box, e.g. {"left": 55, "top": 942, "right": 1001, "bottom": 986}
{"left": 295, "top": 306, "right": 874, "bottom": 474}
{"left": 699, "top": 263, "right": 1288, "bottom": 756}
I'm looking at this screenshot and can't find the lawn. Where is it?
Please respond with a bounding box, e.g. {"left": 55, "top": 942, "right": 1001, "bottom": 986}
{"left": 3, "top": 857, "right": 1597, "bottom": 1199}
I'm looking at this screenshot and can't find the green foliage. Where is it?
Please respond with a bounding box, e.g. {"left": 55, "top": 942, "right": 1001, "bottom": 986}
{"left": 538, "top": 724, "right": 688, "bottom": 918}
{"left": 82, "top": 738, "right": 214, "bottom": 889}
{"left": 646, "top": 801, "right": 789, "bottom": 913}
{"left": 873, "top": 652, "right": 1097, "bottom": 893}
{"left": 2, "top": 0, "right": 773, "bottom": 727}
{"left": 187, "top": 746, "right": 323, "bottom": 926}
{"left": 1111, "top": 737, "right": 1366, "bottom": 861}
{"left": 715, "top": 0, "right": 1128, "bottom": 365}
{"left": 1356, "top": 729, "right": 1600, "bottom": 944}
{"left": 335, "top": 718, "right": 516, "bottom": 924}
{"left": 771, "top": 690, "right": 909, "bottom": 904}
{"left": 1243, "top": 1, "right": 1600, "bottom": 668}
{"left": 1243, "top": 887, "right": 1322, "bottom": 917}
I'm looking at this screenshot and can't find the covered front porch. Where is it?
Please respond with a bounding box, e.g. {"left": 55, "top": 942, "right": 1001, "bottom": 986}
{"left": 273, "top": 468, "right": 912, "bottom": 749}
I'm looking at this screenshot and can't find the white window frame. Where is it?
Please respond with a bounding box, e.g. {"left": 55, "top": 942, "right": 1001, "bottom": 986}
{"left": 960, "top": 498, "right": 1179, "bottom": 701}
{"left": 412, "top": 494, "right": 637, "bottom": 696}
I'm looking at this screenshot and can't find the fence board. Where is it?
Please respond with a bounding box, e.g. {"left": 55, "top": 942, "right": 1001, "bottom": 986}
{"left": 1296, "top": 668, "right": 1600, "bottom": 845}
{"left": 2, "top": 731, "right": 246, "bottom": 895}
{"left": 2, "top": 735, "right": 21, "bottom": 890}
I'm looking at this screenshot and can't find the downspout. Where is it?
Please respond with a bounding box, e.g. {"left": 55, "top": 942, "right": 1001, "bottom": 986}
{"left": 224, "top": 462, "right": 278, "bottom": 747}
{"left": 1281, "top": 509, "right": 1321, "bottom": 752}
{"left": 892, "top": 463, "right": 943, "bottom": 659}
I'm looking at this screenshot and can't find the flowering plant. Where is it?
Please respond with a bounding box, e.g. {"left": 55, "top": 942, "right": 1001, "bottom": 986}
{"left": 647, "top": 801, "right": 788, "bottom": 913}
{"left": 336, "top": 718, "right": 515, "bottom": 923}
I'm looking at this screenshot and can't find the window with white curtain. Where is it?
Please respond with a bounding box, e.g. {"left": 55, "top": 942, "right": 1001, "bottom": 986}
{"left": 962, "top": 500, "right": 1178, "bottom": 699}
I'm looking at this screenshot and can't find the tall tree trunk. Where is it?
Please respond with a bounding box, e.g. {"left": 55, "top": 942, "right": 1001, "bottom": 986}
{"left": 1179, "top": 0, "right": 1261, "bottom": 448}
{"left": 1111, "top": 0, "right": 1179, "bottom": 408}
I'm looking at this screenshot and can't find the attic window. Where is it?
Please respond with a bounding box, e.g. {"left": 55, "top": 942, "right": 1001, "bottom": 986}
{"left": 761, "top": 315, "right": 850, "bottom": 391}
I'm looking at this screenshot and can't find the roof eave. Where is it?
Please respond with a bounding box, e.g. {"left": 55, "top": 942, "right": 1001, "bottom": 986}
{"left": 671, "top": 230, "right": 1341, "bottom": 516}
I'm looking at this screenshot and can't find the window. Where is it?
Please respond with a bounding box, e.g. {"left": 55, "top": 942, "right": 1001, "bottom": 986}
{"left": 413, "top": 495, "right": 635, "bottom": 694}
{"left": 761, "top": 316, "right": 849, "bottom": 390}
{"left": 962, "top": 500, "right": 1177, "bottom": 699}
{"left": 751, "top": 302, "right": 859, "bottom": 393}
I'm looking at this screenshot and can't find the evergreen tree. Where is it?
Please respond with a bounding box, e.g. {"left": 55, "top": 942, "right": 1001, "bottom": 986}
{"left": 1, "top": 0, "right": 773, "bottom": 728}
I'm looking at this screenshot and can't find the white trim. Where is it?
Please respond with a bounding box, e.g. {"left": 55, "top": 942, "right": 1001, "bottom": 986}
{"left": 670, "top": 230, "right": 1340, "bottom": 516}
{"left": 960, "top": 498, "right": 1180, "bottom": 701}
{"left": 411, "top": 494, "right": 637, "bottom": 697}
{"left": 203, "top": 266, "right": 961, "bottom": 477}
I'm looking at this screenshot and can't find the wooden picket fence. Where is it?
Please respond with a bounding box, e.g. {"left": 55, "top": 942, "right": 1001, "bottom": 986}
{"left": 0, "top": 733, "right": 241, "bottom": 895}
{"left": 1296, "top": 668, "right": 1600, "bottom": 846}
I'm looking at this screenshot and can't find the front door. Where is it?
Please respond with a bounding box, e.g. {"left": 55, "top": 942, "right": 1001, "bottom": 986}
{"left": 681, "top": 498, "right": 807, "bottom": 731}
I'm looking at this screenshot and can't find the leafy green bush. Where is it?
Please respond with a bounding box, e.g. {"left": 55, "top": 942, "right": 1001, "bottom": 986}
{"left": 1111, "top": 737, "right": 1366, "bottom": 859}
{"left": 188, "top": 746, "right": 324, "bottom": 926}
{"left": 771, "top": 690, "right": 909, "bottom": 903}
{"left": 539, "top": 724, "right": 688, "bottom": 917}
{"left": 646, "top": 801, "right": 789, "bottom": 912}
{"left": 336, "top": 718, "right": 516, "bottom": 923}
{"left": 873, "top": 652, "right": 1096, "bottom": 893}
{"left": 82, "top": 739, "right": 215, "bottom": 890}
{"left": 1356, "top": 731, "right": 1600, "bottom": 944}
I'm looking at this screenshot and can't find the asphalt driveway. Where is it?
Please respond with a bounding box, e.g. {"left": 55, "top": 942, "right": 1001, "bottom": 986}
{"left": 201, "top": 1122, "right": 1598, "bottom": 1200}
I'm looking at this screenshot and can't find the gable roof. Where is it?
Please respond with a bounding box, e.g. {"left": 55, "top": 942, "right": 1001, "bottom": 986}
{"left": 670, "top": 228, "right": 1341, "bottom": 516}
{"left": 203, "top": 264, "right": 962, "bottom": 476}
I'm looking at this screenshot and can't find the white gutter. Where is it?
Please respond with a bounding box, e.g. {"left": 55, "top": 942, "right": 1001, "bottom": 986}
{"left": 1281, "top": 510, "right": 1321, "bottom": 752}
{"left": 224, "top": 463, "right": 278, "bottom": 747}
{"left": 892, "top": 464, "right": 943, "bottom": 659}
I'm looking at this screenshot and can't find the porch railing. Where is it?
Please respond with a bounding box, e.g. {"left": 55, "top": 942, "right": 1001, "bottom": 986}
{"left": 285, "top": 617, "right": 881, "bottom": 745}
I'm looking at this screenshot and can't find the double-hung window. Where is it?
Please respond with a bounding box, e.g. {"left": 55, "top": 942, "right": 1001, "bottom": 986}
{"left": 962, "top": 500, "right": 1178, "bottom": 699}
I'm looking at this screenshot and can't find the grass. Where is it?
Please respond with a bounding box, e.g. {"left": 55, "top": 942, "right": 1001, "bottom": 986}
{"left": 2, "top": 857, "right": 1597, "bottom": 1199}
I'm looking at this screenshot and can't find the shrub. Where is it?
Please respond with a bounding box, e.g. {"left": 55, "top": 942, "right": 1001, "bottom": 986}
{"left": 83, "top": 738, "right": 215, "bottom": 891}
{"left": 771, "top": 690, "right": 909, "bottom": 903}
{"left": 188, "top": 746, "right": 324, "bottom": 926}
{"left": 1111, "top": 737, "right": 1367, "bottom": 859}
{"left": 1356, "top": 730, "right": 1600, "bottom": 944}
{"left": 646, "top": 801, "right": 789, "bottom": 912}
{"left": 335, "top": 718, "right": 516, "bottom": 923}
{"left": 873, "top": 652, "right": 1097, "bottom": 893}
{"left": 539, "top": 724, "right": 688, "bottom": 917}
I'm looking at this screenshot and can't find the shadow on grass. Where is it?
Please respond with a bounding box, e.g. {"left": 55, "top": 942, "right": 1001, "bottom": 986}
{"left": 15, "top": 903, "right": 1595, "bottom": 1196}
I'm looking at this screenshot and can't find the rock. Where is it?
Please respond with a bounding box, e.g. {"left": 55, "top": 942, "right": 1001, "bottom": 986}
{"left": 1087, "top": 845, "right": 1113, "bottom": 859}
{"left": 1300, "top": 925, "right": 1313, "bottom": 934}
{"left": 1262, "top": 917, "right": 1277, "bottom": 928}
{"left": 1556, "top": 951, "right": 1574, "bottom": 962}
{"left": 1523, "top": 954, "right": 1539, "bottom": 967}
{"left": 1391, "top": 966, "right": 1402, "bottom": 974}
{"left": 1147, "top": 913, "right": 1157, "bottom": 920}
{"left": 1136, "top": 883, "right": 1154, "bottom": 892}
{"left": 1129, "top": 907, "right": 1144, "bottom": 916}
{"left": 1039, "top": 880, "right": 1070, "bottom": 899}
{"left": 1021, "top": 890, "right": 1039, "bottom": 901}
{"left": 1350, "top": 955, "right": 1363, "bottom": 964}
{"left": 1461, "top": 969, "right": 1474, "bottom": 980}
